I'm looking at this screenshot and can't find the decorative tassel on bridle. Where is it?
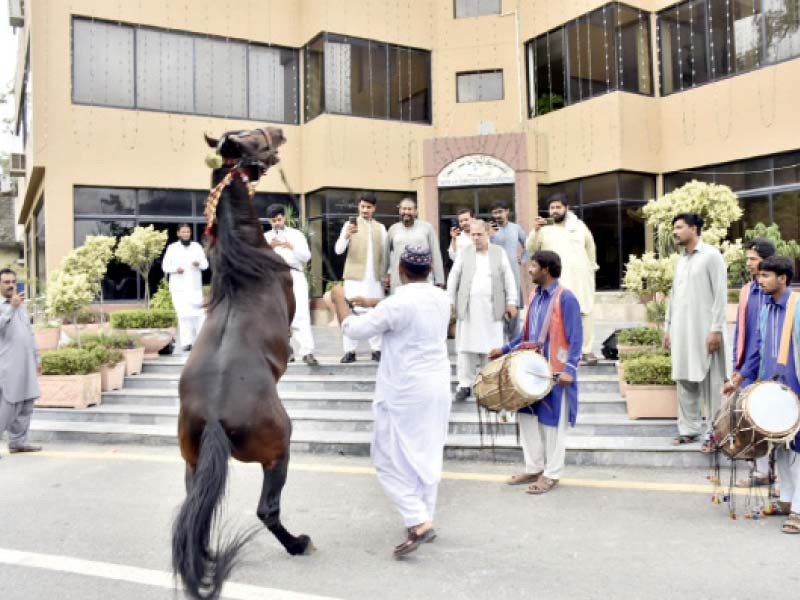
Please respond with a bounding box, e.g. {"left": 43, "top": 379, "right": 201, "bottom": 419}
{"left": 203, "top": 165, "right": 257, "bottom": 244}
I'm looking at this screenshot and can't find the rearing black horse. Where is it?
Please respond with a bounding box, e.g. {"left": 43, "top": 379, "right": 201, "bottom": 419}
{"left": 172, "top": 127, "right": 313, "bottom": 600}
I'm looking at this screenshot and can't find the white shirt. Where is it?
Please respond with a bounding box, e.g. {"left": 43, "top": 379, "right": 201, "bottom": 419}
{"left": 448, "top": 230, "right": 472, "bottom": 261}
{"left": 161, "top": 241, "right": 208, "bottom": 316}
{"left": 334, "top": 219, "right": 387, "bottom": 299}
{"left": 264, "top": 226, "right": 311, "bottom": 270}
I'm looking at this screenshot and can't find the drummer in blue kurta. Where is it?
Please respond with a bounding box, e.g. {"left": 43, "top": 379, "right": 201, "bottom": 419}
{"left": 489, "top": 250, "right": 583, "bottom": 495}
{"left": 728, "top": 237, "right": 774, "bottom": 488}
{"left": 724, "top": 256, "right": 800, "bottom": 535}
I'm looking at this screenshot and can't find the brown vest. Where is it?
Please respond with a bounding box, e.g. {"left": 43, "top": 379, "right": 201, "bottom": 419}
{"left": 343, "top": 217, "right": 385, "bottom": 281}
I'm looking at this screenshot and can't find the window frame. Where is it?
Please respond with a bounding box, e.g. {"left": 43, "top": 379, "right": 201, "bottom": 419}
{"left": 70, "top": 15, "right": 301, "bottom": 124}
{"left": 455, "top": 69, "right": 505, "bottom": 103}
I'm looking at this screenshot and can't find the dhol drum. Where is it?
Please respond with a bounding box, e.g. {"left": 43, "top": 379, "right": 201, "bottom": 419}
{"left": 474, "top": 350, "right": 554, "bottom": 413}
{"left": 713, "top": 381, "right": 800, "bottom": 459}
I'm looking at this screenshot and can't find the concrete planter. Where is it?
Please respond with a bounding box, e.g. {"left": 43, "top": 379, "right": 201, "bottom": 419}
{"left": 127, "top": 328, "right": 175, "bottom": 358}
{"left": 62, "top": 323, "right": 111, "bottom": 340}
{"left": 617, "top": 362, "right": 626, "bottom": 398}
{"left": 36, "top": 372, "right": 102, "bottom": 408}
{"left": 34, "top": 327, "right": 61, "bottom": 351}
{"left": 625, "top": 384, "right": 678, "bottom": 420}
{"left": 100, "top": 361, "right": 126, "bottom": 391}
{"left": 726, "top": 303, "right": 738, "bottom": 323}
{"left": 123, "top": 347, "right": 145, "bottom": 376}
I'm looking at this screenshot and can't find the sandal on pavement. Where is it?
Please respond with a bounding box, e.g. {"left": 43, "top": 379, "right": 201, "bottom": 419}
{"left": 671, "top": 435, "right": 698, "bottom": 446}
{"left": 699, "top": 440, "right": 716, "bottom": 454}
{"left": 407, "top": 527, "right": 436, "bottom": 544}
{"left": 506, "top": 472, "right": 542, "bottom": 486}
{"left": 394, "top": 527, "right": 433, "bottom": 557}
{"left": 526, "top": 476, "right": 558, "bottom": 495}
{"left": 781, "top": 513, "right": 800, "bottom": 534}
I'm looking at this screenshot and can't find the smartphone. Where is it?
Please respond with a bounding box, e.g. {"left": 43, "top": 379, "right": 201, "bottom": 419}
{"left": 16, "top": 282, "right": 25, "bottom": 294}
{"left": 348, "top": 216, "right": 358, "bottom": 226}
{"left": 545, "top": 218, "right": 555, "bottom": 226}
{"left": 449, "top": 218, "right": 459, "bottom": 230}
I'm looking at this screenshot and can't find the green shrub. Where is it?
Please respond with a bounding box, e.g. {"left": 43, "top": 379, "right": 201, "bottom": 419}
{"left": 728, "top": 289, "right": 742, "bottom": 304}
{"left": 62, "top": 309, "right": 102, "bottom": 325}
{"left": 68, "top": 342, "right": 124, "bottom": 366}
{"left": 66, "top": 332, "right": 142, "bottom": 350}
{"left": 619, "top": 347, "right": 669, "bottom": 362}
{"left": 110, "top": 309, "right": 177, "bottom": 329}
{"left": 618, "top": 327, "right": 662, "bottom": 347}
{"left": 150, "top": 279, "right": 174, "bottom": 312}
{"left": 41, "top": 348, "right": 101, "bottom": 375}
{"left": 624, "top": 354, "right": 674, "bottom": 385}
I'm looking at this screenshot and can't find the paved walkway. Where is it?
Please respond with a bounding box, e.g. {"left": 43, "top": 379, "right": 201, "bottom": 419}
{"left": 0, "top": 444, "right": 794, "bottom": 599}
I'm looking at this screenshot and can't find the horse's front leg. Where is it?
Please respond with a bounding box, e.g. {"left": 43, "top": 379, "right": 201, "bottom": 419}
{"left": 256, "top": 451, "right": 314, "bottom": 555}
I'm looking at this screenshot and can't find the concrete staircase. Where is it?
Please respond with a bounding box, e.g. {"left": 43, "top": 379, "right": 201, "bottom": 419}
{"left": 29, "top": 343, "right": 709, "bottom": 467}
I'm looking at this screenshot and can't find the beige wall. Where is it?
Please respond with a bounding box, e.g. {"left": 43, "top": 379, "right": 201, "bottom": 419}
{"left": 15, "top": 0, "right": 800, "bottom": 282}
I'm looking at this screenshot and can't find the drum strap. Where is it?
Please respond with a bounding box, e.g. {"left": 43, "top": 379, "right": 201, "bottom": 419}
{"left": 778, "top": 293, "right": 799, "bottom": 367}
{"left": 536, "top": 286, "right": 563, "bottom": 347}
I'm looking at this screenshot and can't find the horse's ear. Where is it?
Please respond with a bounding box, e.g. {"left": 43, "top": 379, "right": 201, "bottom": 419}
{"left": 204, "top": 133, "right": 219, "bottom": 148}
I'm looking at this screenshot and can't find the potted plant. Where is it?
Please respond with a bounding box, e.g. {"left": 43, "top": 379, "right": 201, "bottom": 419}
{"left": 110, "top": 309, "right": 177, "bottom": 357}
{"left": 618, "top": 347, "right": 667, "bottom": 398}
{"left": 101, "top": 332, "right": 146, "bottom": 376}
{"left": 44, "top": 270, "right": 95, "bottom": 348}
{"left": 115, "top": 225, "right": 168, "bottom": 307}
{"left": 622, "top": 353, "right": 677, "bottom": 419}
{"left": 33, "top": 321, "right": 62, "bottom": 351}
{"left": 61, "top": 235, "right": 116, "bottom": 324}
{"left": 617, "top": 326, "right": 662, "bottom": 355}
{"left": 36, "top": 348, "right": 102, "bottom": 408}
{"left": 68, "top": 337, "right": 127, "bottom": 392}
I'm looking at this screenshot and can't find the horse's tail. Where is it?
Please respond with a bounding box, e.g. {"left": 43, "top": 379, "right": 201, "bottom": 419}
{"left": 172, "top": 420, "right": 254, "bottom": 600}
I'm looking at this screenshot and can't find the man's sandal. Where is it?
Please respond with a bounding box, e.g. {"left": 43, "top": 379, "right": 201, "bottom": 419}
{"left": 393, "top": 527, "right": 435, "bottom": 557}
{"left": 506, "top": 472, "right": 542, "bottom": 486}
{"left": 781, "top": 513, "right": 800, "bottom": 534}
{"left": 526, "top": 476, "right": 558, "bottom": 495}
{"left": 671, "top": 435, "right": 699, "bottom": 446}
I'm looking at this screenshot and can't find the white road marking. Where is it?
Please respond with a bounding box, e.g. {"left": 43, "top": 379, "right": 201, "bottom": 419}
{"left": 0, "top": 547, "right": 342, "bottom": 600}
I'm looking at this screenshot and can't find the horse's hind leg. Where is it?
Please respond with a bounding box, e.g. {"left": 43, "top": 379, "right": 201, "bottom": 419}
{"left": 256, "top": 452, "right": 314, "bottom": 556}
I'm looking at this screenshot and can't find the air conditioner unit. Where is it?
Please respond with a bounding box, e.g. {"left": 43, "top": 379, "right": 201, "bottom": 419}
{"left": 9, "top": 153, "right": 26, "bottom": 177}
{"left": 8, "top": 0, "right": 24, "bottom": 28}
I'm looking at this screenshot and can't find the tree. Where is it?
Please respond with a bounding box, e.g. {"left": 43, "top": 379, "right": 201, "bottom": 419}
{"left": 61, "top": 235, "right": 116, "bottom": 320}
{"left": 115, "top": 226, "right": 168, "bottom": 307}
{"left": 45, "top": 270, "right": 95, "bottom": 347}
{"left": 728, "top": 222, "right": 800, "bottom": 286}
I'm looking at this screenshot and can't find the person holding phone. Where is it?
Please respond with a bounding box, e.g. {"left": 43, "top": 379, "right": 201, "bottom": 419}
{"left": 334, "top": 192, "right": 387, "bottom": 363}
{"left": 0, "top": 268, "right": 43, "bottom": 456}
{"left": 448, "top": 208, "right": 473, "bottom": 262}
{"left": 489, "top": 201, "right": 528, "bottom": 341}
{"left": 526, "top": 193, "right": 599, "bottom": 365}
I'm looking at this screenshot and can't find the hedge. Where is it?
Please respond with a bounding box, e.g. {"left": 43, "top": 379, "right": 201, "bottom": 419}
{"left": 41, "top": 348, "right": 102, "bottom": 375}
{"left": 623, "top": 354, "right": 674, "bottom": 386}
{"left": 617, "top": 326, "right": 662, "bottom": 347}
{"left": 110, "top": 309, "right": 177, "bottom": 329}
{"left": 72, "top": 332, "right": 143, "bottom": 350}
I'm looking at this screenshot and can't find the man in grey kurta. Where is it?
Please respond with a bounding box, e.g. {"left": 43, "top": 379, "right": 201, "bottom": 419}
{"left": 664, "top": 214, "right": 730, "bottom": 449}
{"left": 384, "top": 198, "right": 445, "bottom": 294}
{"left": 0, "top": 268, "right": 43, "bottom": 455}
{"left": 490, "top": 200, "right": 528, "bottom": 340}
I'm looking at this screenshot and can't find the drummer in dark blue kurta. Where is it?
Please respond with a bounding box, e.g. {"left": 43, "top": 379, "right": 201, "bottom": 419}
{"left": 728, "top": 238, "right": 774, "bottom": 486}
{"left": 727, "top": 256, "right": 800, "bottom": 534}
{"left": 490, "top": 250, "right": 582, "bottom": 494}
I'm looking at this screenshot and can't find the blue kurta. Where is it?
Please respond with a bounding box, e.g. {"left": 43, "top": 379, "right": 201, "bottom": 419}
{"left": 501, "top": 281, "right": 582, "bottom": 427}
{"left": 731, "top": 280, "right": 767, "bottom": 387}
{"left": 742, "top": 289, "right": 800, "bottom": 453}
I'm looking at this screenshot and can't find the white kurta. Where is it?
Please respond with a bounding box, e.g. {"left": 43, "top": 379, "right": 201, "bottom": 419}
{"left": 525, "top": 212, "right": 597, "bottom": 314}
{"left": 265, "top": 226, "right": 315, "bottom": 356}
{"left": 161, "top": 241, "right": 208, "bottom": 317}
{"left": 448, "top": 231, "right": 472, "bottom": 261}
{"left": 341, "top": 282, "right": 451, "bottom": 526}
{"left": 335, "top": 220, "right": 386, "bottom": 352}
{"left": 385, "top": 220, "right": 445, "bottom": 292}
{"left": 450, "top": 251, "right": 516, "bottom": 354}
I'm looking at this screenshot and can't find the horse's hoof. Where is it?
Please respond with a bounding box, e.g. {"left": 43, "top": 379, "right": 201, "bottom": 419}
{"left": 289, "top": 534, "right": 314, "bottom": 556}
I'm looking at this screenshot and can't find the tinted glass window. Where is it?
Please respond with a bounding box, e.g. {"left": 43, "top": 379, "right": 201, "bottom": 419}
{"left": 74, "top": 187, "right": 136, "bottom": 215}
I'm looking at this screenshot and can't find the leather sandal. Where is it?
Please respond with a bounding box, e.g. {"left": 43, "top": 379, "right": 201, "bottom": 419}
{"left": 526, "top": 476, "right": 558, "bottom": 494}
{"left": 781, "top": 513, "right": 800, "bottom": 534}
{"left": 506, "top": 471, "right": 542, "bottom": 486}
{"left": 394, "top": 527, "right": 434, "bottom": 557}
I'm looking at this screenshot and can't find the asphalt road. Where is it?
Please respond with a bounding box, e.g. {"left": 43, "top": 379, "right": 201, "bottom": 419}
{"left": 0, "top": 443, "right": 797, "bottom": 600}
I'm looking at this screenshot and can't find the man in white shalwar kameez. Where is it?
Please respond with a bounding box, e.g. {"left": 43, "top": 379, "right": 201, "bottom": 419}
{"left": 264, "top": 204, "right": 318, "bottom": 366}
{"left": 331, "top": 245, "right": 451, "bottom": 557}
{"left": 526, "top": 193, "right": 599, "bottom": 364}
{"left": 664, "top": 213, "right": 730, "bottom": 450}
{"left": 447, "top": 220, "right": 518, "bottom": 402}
{"left": 161, "top": 224, "right": 209, "bottom": 351}
{"left": 448, "top": 208, "right": 473, "bottom": 262}
{"left": 334, "top": 192, "right": 387, "bottom": 363}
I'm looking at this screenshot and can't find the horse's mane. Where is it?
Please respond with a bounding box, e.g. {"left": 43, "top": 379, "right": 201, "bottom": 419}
{"left": 207, "top": 172, "right": 290, "bottom": 312}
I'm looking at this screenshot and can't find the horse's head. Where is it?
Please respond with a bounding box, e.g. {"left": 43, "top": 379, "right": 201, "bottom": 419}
{"left": 205, "top": 126, "right": 286, "bottom": 182}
